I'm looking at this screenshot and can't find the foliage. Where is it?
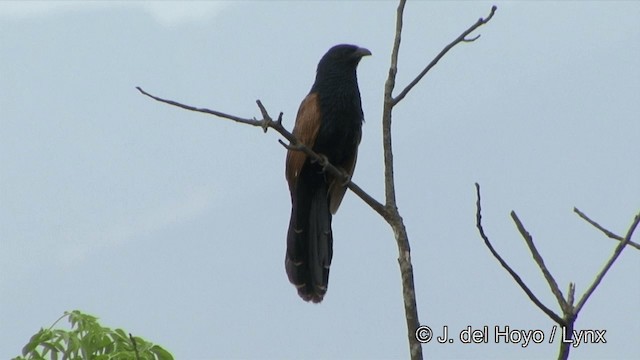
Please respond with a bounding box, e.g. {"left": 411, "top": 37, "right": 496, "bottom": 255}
{"left": 13, "top": 310, "right": 173, "bottom": 360}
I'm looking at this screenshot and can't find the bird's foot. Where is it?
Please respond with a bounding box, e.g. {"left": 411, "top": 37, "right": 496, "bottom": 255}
{"left": 338, "top": 168, "right": 351, "bottom": 186}
{"left": 313, "top": 153, "right": 330, "bottom": 170}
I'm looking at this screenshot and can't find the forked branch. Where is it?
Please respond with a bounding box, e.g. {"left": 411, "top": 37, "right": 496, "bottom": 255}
{"left": 573, "top": 210, "right": 640, "bottom": 314}
{"left": 475, "top": 182, "right": 640, "bottom": 360}
{"left": 392, "top": 5, "right": 497, "bottom": 105}
{"left": 474, "top": 184, "right": 564, "bottom": 324}
{"left": 381, "top": 3, "right": 497, "bottom": 359}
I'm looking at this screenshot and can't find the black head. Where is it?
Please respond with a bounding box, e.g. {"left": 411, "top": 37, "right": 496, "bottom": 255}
{"left": 315, "top": 44, "right": 371, "bottom": 80}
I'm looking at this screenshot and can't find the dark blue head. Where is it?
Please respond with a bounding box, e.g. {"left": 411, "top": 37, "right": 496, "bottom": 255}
{"left": 314, "top": 44, "right": 371, "bottom": 86}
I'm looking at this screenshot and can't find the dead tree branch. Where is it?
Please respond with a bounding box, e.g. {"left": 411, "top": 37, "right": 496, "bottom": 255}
{"left": 392, "top": 5, "right": 497, "bottom": 106}
{"left": 383, "top": 5, "right": 497, "bottom": 358}
{"left": 136, "top": 86, "right": 263, "bottom": 126}
{"left": 382, "top": 1, "right": 421, "bottom": 358}
{"left": 475, "top": 182, "right": 640, "bottom": 360}
{"left": 574, "top": 207, "right": 640, "bottom": 250}
{"left": 573, "top": 211, "right": 640, "bottom": 314}
{"left": 474, "top": 184, "right": 564, "bottom": 324}
{"left": 511, "top": 212, "right": 569, "bottom": 314}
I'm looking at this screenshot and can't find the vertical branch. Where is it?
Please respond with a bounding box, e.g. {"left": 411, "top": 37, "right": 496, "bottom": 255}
{"left": 383, "top": 0, "right": 405, "bottom": 209}
{"left": 393, "top": 219, "right": 421, "bottom": 360}
{"left": 557, "top": 321, "right": 574, "bottom": 360}
{"left": 382, "top": 3, "right": 496, "bottom": 359}
{"left": 383, "top": 1, "right": 423, "bottom": 359}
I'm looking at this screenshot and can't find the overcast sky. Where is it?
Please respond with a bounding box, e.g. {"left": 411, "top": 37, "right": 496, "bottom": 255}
{"left": 1, "top": 1, "right": 639, "bottom": 359}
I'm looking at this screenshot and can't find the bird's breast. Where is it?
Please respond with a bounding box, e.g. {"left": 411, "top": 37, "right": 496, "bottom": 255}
{"left": 314, "top": 106, "right": 362, "bottom": 165}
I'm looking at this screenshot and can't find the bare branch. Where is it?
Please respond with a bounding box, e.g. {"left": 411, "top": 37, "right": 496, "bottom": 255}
{"left": 574, "top": 207, "right": 640, "bottom": 250}
{"left": 278, "top": 139, "right": 298, "bottom": 151}
{"left": 136, "top": 86, "right": 388, "bottom": 219}
{"left": 382, "top": 0, "right": 406, "bottom": 209}
{"left": 136, "top": 86, "right": 262, "bottom": 126}
{"left": 511, "top": 211, "right": 569, "bottom": 314}
{"left": 382, "top": 2, "right": 423, "bottom": 359}
{"left": 381, "top": 5, "right": 497, "bottom": 355}
{"left": 477, "top": 189, "right": 638, "bottom": 360}
{"left": 573, "top": 212, "right": 640, "bottom": 314}
{"left": 462, "top": 34, "right": 481, "bottom": 42}
{"left": 392, "top": 5, "right": 497, "bottom": 105}
{"left": 574, "top": 207, "right": 623, "bottom": 240}
{"left": 558, "top": 320, "right": 575, "bottom": 360}
{"left": 475, "top": 183, "right": 564, "bottom": 325}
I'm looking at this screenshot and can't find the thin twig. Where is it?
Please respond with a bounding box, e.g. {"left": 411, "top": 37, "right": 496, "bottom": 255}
{"left": 475, "top": 184, "right": 564, "bottom": 325}
{"left": 392, "top": 5, "right": 497, "bottom": 105}
{"left": 136, "top": 86, "right": 260, "bottom": 126}
{"left": 574, "top": 207, "right": 623, "bottom": 240}
{"left": 462, "top": 34, "right": 481, "bottom": 42}
{"left": 574, "top": 207, "right": 640, "bottom": 250}
{"left": 573, "top": 212, "right": 640, "bottom": 314}
{"left": 511, "top": 211, "right": 569, "bottom": 314}
{"left": 136, "top": 87, "right": 388, "bottom": 219}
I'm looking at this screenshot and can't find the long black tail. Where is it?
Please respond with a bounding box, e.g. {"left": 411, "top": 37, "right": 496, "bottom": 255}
{"left": 285, "top": 166, "right": 333, "bottom": 303}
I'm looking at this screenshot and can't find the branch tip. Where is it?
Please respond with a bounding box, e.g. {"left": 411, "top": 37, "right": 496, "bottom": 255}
{"left": 463, "top": 34, "right": 481, "bottom": 42}
{"left": 278, "top": 139, "right": 296, "bottom": 150}
{"left": 574, "top": 207, "right": 640, "bottom": 250}
{"left": 567, "top": 282, "right": 575, "bottom": 309}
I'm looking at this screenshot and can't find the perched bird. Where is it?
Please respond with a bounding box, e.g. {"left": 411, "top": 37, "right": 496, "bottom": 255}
{"left": 285, "top": 44, "right": 371, "bottom": 303}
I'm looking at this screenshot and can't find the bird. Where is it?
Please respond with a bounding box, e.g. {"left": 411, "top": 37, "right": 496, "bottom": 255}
{"left": 285, "top": 44, "right": 371, "bottom": 303}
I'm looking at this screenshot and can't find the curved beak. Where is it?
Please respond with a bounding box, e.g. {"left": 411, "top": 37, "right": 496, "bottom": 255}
{"left": 354, "top": 47, "right": 372, "bottom": 58}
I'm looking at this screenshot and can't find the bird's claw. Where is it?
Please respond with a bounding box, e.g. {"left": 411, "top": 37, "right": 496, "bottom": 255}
{"left": 313, "top": 154, "right": 330, "bottom": 170}
{"left": 339, "top": 169, "right": 351, "bottom": 186}
{"left": 312, "top": 154, "right": 350, "bottom": 184}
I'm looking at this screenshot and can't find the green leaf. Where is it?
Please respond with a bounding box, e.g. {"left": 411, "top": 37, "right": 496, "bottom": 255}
{"left": 21, "top": 328, "right": 50, "bottom": 355}
{"left": 113, "top": 329, "right": 128, "bottom": 341}
{"left": 150, "top": 345, "right": 174, "bottom": 360}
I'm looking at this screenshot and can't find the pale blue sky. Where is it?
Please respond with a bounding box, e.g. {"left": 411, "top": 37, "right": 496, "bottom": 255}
{"left": 1, "top": 1, "right": 639, "bottom": 359}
